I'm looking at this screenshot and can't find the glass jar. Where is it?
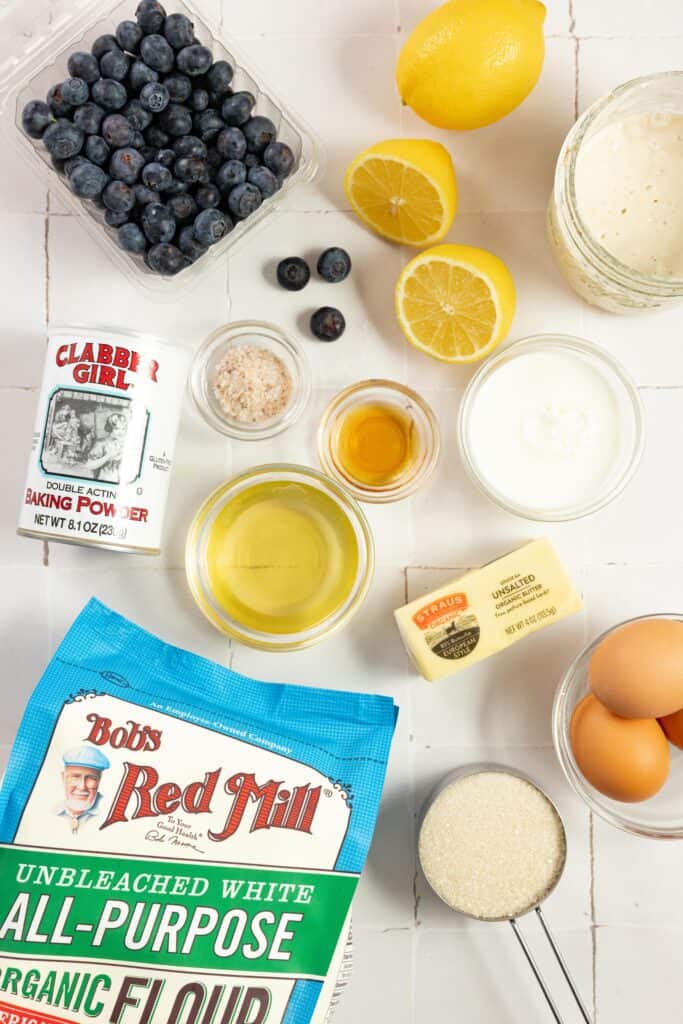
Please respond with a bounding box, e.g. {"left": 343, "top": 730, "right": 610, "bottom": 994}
{"left": 548, "top": 72, "right": 683, "bottom": 313}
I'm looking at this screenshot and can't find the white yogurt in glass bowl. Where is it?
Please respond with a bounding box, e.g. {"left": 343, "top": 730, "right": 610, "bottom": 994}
{"left": 457, "top": 335, "right": 645, "bottom": 521}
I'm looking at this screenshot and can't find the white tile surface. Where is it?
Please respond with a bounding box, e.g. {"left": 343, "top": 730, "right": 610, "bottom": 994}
{"left": 335, "top": 928, "right": 413, "bottom": 1024}
{"left": 595, "top": 928, "right": 682, "bottom": 1023}
{"left": 0, "top": 215, "right": 48, "bottom": 387}
{"left": 574, "top": 0, "right": 683, "bottom": 37}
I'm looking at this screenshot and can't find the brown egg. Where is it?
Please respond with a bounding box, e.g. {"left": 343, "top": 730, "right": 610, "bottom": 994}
{"left": 659, "top": 707, "right": 683, "bottom": 749}
{"left": 589, "top": 618, "right": 683, "bottom": 718}
{"left": 570, "top": 694, "right": 670, "bottom": 802}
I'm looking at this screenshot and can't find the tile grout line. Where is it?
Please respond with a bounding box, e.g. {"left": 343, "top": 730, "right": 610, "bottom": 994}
{"left": 589, "top": 812, "right": 598, "bottom": 1021}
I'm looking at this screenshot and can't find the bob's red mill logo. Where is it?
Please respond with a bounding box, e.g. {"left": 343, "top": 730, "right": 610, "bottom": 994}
{"left": 84, "top": 714, "right": 321, "bottom": 842}
{"left": 56, "top": 339, "right": 160, "bottom": 391}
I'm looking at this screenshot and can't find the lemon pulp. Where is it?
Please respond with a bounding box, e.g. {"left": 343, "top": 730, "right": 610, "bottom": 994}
{"left": 206, "top": 481, "right": 359, "bottom": 635}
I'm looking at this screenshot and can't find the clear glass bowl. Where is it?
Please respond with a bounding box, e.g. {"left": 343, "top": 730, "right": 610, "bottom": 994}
{"left": 185, "top": 464, "right": 374, "bottom": 651}
{"left": 553, "top": 614, "right": 683, "bottom": 839}
{"left": 190, "top": 321, "right": 311, "bottom": 440}
{"left": 317, "top": 379, "right": 441, "bottom": 503}
{"left": 0, "top": 0, "right": 320, "bottom": 297}
{"left": 457, "top": 334, "right": 645, "bottom": 522}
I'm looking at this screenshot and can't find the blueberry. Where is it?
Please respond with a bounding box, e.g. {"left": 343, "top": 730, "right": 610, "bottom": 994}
{"left": 190, "top": 88, "right": 209, "bottom": 112}
{"left": 243, "top": 115, "right": 276, "bottom": 155}
{"left": 69, "top": 161, "right": 108, "bottom": 199}
{"left": 50, "top": 155, "right": 66, "bottom": 175}
{"left": 193, "top": 207, "right": 231, "bottom": 246}
{"left": 64, "top": 155, "right": 89, "bottom": 178}
{"left": 134, "top": 183, "right": 161, "bottom": 206}
{"left": 163, "top": 73, "right": 192, "bottom": 103}
{"left": 174, "top": 155, "right": 208, "bottom": 183}
{"left": 43, "top": 120, "right": 84, "bottom": 159}
{"left": 206, "top": 60, "right": 233, "bottom": 97}
{"left": 102, "top": 113, "right": 135, "bottom": 148}
{"left": 244, "top": 153, "right": 260, "bottom": 170}
{"left": 195, "top": 183, "right": 221, "bottom": 210}
{"left": 221, "top": 91, "right": 254, "bottom": 127}
{"left": 114, "top": 20, "right": 141, "bottom": 54}
{"left": 140, "top": 81, "right": 169, "bottom": 113}
{"left": 47, "top": 84, "right": 72, "bottom": 118}
{"left": 103, "top": 179, "right": 136, "bottom": 213}
{"left": 264, "top": 141, "right": 295, "bottom": 179}
{"left": 227, "top": 181, "right": 262, "bottom": 219}
{"left": 109, "top": 147, "right": 145, "bottom": 184}
{"left": 165, "top": 178, "right": 189, "bottom": 196}
{"left": 68, "top": 51, "right": 100, "bottom": 84}
{"left": 73, "top": 102, "right": 105, "bottom": 135}
{"left": 92, "top": 34, "right": 121, "bottom": 60}
{"left": 147, "top": 242, "right": 189, "bottom": 275}
{"left": 140, "top": 34, "right": 174, "bottom": 73}
{"left": 194, "top": 109, "right": 224, "bottom": 143}
{"left": 178, "top": 224, "right": 207, "bottom": 261}
{"left": 136, "top": 0, "right": 166, "bottom": 35}
{"left": 145, "top": 124, "right": 170, "bottom": 148}
{"left": 215, "top": 159, "right": 246, "bottom": 193}
{"left": 105, "top": 208, "right": 129, "bottom": 227}
{"left": 128, "top": 60, "right": 159, "bottom": 92}
{"left": 85, "top": 135, "right": 110, "bottom": 165}
{"left": 311, "top": 306, "right": 345, "bottom": 341}
{"left": 317, "top": 247, "right": 351, "bottom": 284}
{"left": 117, "top": 222, "right": 147, "bottom": 253}
{"left": 176, "top": 44, "right": 212, "bottom": 77}
{"left": 247, "top": 164, "right": 279, "bottom": 198}
{"left": 164, "top": 13, "right": 195, "bottom": 50}
{"left": 142, "top": 161, "right": 173, "bottom": 191}
{"left": 159, "top": 103, "right": 192, "bottom": 137}
{"left": 91, "top": 79, "right": 127, "bottom": 111}
{"left": 155, "top": 146, "right": 176, "bottom": 167}
{"left": 216, "top": 126, "right": 246, "bottom": 161}
{"left": 277, "top": 257, "right": 310, "bottom": 292}
{"left": 131, "top": 130, "right": 146, "bottom": 150}
{"left": 102, "top": 49, "right": 131, "bottom": 82}
{"left": 172, "top": 134, "right": 207, "bottom": 158}
{"left": 142, "top": 202, "right": 175, "bottom": 243}
{"left": 21, "top": 100, "right": 52, "bottom": 139}
{"left": 206, "top": 147, "right": 222, "bottom": 174}
{"left": 167, "top": 193, "right": 197, "bottom": 223}
{"left": 122, "top": 98, "right": 152, "bottom": 131}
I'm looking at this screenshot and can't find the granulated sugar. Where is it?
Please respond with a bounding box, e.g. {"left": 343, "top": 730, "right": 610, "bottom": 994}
{"left": 212, "top": 344, "right": 293, "bottom": 423}
{"left": 419, "top": 770, "right": 566, "bottom": 920}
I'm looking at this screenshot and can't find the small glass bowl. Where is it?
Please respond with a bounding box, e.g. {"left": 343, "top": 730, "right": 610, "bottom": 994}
{"left": 457, "top": 334, "right": 645, "bottom": 522}
{"left": 317, "top": 379, "right": 441, "bottom": 503}
{"left": 553, "top": 614, "right": 683, "bottom": 840}
{"left": 190, "top": 321, "right": 312, "bottom": 440}
{"left": 185, "top": 464, "right": 374, "bottom": 651}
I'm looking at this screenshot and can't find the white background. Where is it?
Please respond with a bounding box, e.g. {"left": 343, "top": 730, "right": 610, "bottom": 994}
{"left": 2, "top": 1, "right": 683, "bottom": 1021}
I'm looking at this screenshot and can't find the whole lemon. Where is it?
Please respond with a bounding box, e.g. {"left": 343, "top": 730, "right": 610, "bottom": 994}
{"left": 397, "top": 0, "right": 546, "bottom": 131}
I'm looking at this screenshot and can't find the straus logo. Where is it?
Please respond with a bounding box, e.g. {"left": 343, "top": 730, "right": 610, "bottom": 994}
{"left": 101, "top": 764, "right": 322, "bottom": 843}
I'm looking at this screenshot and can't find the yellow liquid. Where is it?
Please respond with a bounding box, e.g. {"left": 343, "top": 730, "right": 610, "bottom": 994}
{"left": 205, "top": 481, "right": 359, "bottom": 635}
{"left": 336, "top": 402, "right": 418, "bottom": 486}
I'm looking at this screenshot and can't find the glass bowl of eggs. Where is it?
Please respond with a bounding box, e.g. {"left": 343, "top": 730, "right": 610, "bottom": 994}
{"left": 553, "top": 613, "right": 683, "bottom": 839}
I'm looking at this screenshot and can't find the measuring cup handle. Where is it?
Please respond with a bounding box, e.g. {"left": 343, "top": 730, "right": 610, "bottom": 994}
{"left": 535, "top": 908, "right": 593, "bottom": 1024}
{"left": 509, "top": 918, "right": 566, "bottom": 1024}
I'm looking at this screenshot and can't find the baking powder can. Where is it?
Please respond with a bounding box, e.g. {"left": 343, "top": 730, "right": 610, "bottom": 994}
{"left": 17, "top": 325, "right": 190, "bottom": 555}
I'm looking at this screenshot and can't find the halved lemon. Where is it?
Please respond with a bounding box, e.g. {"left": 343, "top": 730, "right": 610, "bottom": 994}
{"left": 395, "top": 244, "right": 516, "bottom": 363}
{"left": 344, "top": 139, "right": 457, "bottom": 247}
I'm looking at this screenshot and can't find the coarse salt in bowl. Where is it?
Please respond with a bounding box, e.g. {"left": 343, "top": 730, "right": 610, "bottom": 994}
{"left": 190, "top": 321, "right": 312, "bottom": 440}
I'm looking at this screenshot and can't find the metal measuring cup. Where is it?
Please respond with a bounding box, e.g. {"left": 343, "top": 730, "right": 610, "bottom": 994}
{"left": 418, "top": 763, "right": 592, "bottom": 1024}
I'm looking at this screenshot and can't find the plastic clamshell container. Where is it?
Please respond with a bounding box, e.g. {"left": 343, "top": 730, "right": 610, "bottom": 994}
{"left": 0, "top": 0, "right": 321, "bottom": 297}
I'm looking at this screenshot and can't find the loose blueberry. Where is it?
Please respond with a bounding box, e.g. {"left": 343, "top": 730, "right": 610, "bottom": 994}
{"left": 176, "top": 44, "right": 212, "bottom": 76}
{"left": 128, "top": 60, "right": 159, "bottom": 92}
{"left": 103, "top": 179, "right": 136, "bottom": 213}
{"left": 105, "top": 208, "right": 129, "bottom": 227}
{"left": 69, "top": 161, "right": 108, "bottom": 199}
{"left": 140, "top": 81, "right": 169, "bottom": 113}
{"left": 92, "top": 34, "right": 120, "bottom": 60}
{"left": 147, "top": 242, "right": 189, "bottom": 275}
{"left": 173, "top": 134, "right": 207, "bottom": 158}
{"left": 155, "top": 146, "right": 176, "bottom": 167}
{"left": 102, "top": 113, "right": 135, "bottom": 148}
{"left": 164, "top": 13, "right": 195, "bottom": 49}
{"left": 263, "top": 141, "right": 295, "bottom": 179}
{"left": 167, "top": 192, "right": 197, "bottom": 223}
{"left": 68, "top": 51, "right": 100, "bottom": 84}
{"left": 136, "top": 0, "right": 166, "bottom": 35}
{"left": 311, "top": 306, "right": 346, "bottom": 341}
{"left": 100, "top": 50, "right": 130, "bottom": 82}
{"left": 206, "top": 60, "right": 233, "bottom": 97}
{"left": 43, "top": 120, "right": 84, "bottom": 160}
{"left": 194, "top": 109, "right": 224, "bottom": 143}
{"left": 193, "top": 207, "right": 231, "bottom": 246}
{"left": 118, "top": 222, "right": 147, "bottom": 253}
{"left": 134, "top": 183, "right": 161, "bottom": 206}
{"left": 85, "top": 135, "right": 110, "bottom": 165}
{"left": 277, "top": 257, "right": 310, "bottom": 292}
{"left": 116, "top": 20, "right": 143, "bottom": 54}
{"left": 227, "top": 181, "right": 262, "bottom": 219}
{"left": 91, "top": 79, "right": 127, "bottom": 111}
{"left": 73, "top": 102, "right": 105, "bottom": 135}
{"left": 215, "top": 159, "right": 246, "bottom": 193}
{"left": 142, "top": 202, "right": 176, "bottom": 243}
{"left": 109, "top": 146, "right": 146, "bottom": 184}
{"left": 216, "top": 126, "right": 246, "bottom": 161}
{"left": 159, "top": 103, "right": 192, "bottom": 137}
{"left": 145, "top": 124, "right": 170, "bottom": 148}
{"left": 247, "top": 164, "right": 279, "bottom": 198}
{"left": 243, "top": 115, "right": 276, "bottom": 155}
{"left": 195, "top": 183, "right": 220, "bottom": 209}
{"left": 142, "top": 161, "right": 173, "bottom": 190}
{"left": 47, "top": 84, "right": 72, "bottom": 118}
{"left": 317, "top": 246, "right": 351, "bottom": 284}
{"left": 178, "top": 224, "right": 207, "bottom": 261}
{"left": 221, "top": 91, "right": 254, "bottom": 126}
{"left": 122, "top": 98, "right": 152, "bottom": 131}
{"left": 22, "top": 100, "right": 52, "bottom": 139}
{"left": 140, "top": 34, "right": 174, "bottom": 73}
{"left": 174, "top": 155, "right": 208, "bottom": 183}
{"left": 190, "top": 88, "right": 209, "bottom": 112}
{"left": 163, "top": 72, "right": 192, "bottom": 103}
{"left": 244, "top": 153, "right": 260, "bottom": 170}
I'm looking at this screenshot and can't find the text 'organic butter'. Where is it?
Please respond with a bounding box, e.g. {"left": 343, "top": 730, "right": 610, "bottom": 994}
{"left": 394, "top": 539, "right": 582, "bottom": 681}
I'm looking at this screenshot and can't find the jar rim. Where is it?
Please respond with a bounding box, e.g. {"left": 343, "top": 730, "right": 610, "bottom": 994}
{"left": 555, "top": 71, "right": 683, "bottom": 296}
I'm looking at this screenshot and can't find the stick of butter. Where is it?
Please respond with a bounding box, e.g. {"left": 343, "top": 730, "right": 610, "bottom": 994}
{"left": 394, "top": 538, "right": 583, "bottom": 681}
